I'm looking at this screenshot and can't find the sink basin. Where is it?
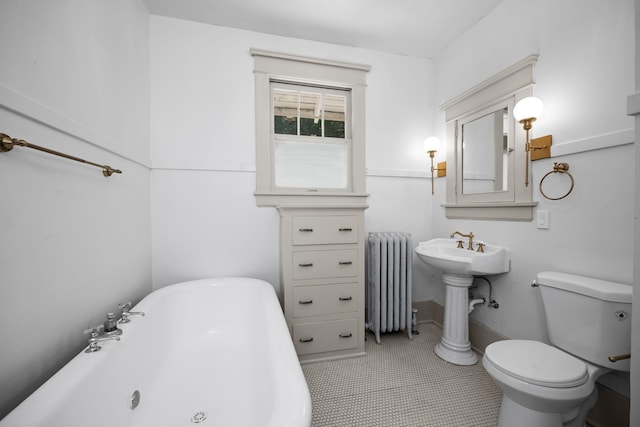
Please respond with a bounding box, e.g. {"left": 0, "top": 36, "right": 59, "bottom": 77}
{"left": 415, "top": 238, "right": 510, "bottom": 276}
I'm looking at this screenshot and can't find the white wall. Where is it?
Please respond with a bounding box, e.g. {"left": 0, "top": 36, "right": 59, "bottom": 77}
{"left": 0, "top": 0, "right": 151, "bottom": 418}
{"left": 2, "top": 0, "right": 635, "bottom": 419}
{"left": 433, "top": 0, "right": 635, "bottom": 342}
{"left": 149, "top": 16, "right": 436, "bottom": 300}
{"left": 630, "top": 1, "right": 640, "bottom": 423}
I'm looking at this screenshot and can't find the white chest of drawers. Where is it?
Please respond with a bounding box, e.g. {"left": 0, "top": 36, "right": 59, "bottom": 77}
{"left": 279, "top": 207, "right": 366, "bottom": 362}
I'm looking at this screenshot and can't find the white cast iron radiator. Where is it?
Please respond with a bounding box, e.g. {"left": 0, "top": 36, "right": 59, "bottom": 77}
{"left": 366, "top": 232, "right": 413, "bottom": 344}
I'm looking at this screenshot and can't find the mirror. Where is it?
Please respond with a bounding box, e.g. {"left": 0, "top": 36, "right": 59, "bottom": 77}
{"left": 461, "top": 107, "right": 509, "bottom": 194}
{"left": 442, "top": 55, "right": 537, "bottom": 221}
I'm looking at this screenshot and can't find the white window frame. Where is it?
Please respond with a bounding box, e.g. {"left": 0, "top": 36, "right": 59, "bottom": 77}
{"left": 251, "top": 49, "right": 369, "bottom": 207}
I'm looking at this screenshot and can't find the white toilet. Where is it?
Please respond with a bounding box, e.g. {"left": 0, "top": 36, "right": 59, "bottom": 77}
{"left": 482, "top": 271, "right": 632, "bottom": 427}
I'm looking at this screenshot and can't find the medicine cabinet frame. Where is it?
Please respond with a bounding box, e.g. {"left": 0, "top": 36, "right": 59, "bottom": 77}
{"left": 252, "top": 49, "right": 370, "bottom": 208}
{"left": 441, "top": 55, "right": 539, "bottom": 221}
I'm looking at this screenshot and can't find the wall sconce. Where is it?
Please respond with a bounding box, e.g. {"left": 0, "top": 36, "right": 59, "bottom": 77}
{"left": 513, "top": 96, "right": 551, "bottom": 186}
{"left": 424, "top": 136, "right": 447, "bottom": 195}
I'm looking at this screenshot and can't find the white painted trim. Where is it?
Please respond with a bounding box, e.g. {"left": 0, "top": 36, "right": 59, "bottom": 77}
{"left": 152, "top": 167, "right": 431, "bottom": 178}
{"left": 440, "top": 55, "right": 539, "bottom": 113}
{"left": 550, "top": 129, "right": 634, "bottom": 157}
{"left": 152, "top": 165, "right": 257, "bottom": 173}
{"left": 627, "top": 92, "right": 640, "bottom": 115}
{"left": 0, "top": 84, "right": 150, "bottom": 168}
{"left": 250, "top": 48, "right": 371, "bottom": 72}
{"left": 366, "top": 169, "right": 429, "bottom": 178}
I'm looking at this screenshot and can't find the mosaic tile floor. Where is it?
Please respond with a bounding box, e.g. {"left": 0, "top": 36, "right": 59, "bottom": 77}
{"left": 302, "top": 323, "right": 502, "bottom": 427}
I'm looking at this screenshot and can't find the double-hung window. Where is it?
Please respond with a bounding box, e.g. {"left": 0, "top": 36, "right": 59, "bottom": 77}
{"left": 271, "top": 82, "right": 351, "bottom": 190}
{"left": 252, "top": 49, "right": 369, "bottom": 207}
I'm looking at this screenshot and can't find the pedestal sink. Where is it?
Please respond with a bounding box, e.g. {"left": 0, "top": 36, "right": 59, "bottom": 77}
{"left": 415, "top": 238, "right": 510, "bottom": 365}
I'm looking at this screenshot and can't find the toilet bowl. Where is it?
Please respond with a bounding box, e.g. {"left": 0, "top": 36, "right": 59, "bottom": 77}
{"left": 482, "top": 272, "right": 632, "bottom": 427}
{"left": 483, "top": 340, "right": 606, "bottom": 427}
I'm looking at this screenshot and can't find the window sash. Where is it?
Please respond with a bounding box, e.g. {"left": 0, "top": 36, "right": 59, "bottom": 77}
{"left": 270, "top": 82, "right": 352, "bottom": 191}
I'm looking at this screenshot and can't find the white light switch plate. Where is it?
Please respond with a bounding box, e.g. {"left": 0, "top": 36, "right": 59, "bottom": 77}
{"left": 537, "top": 210, "right": 550, "bottom": 229}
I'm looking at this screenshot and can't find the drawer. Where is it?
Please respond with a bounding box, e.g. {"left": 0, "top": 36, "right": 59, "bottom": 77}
{"left": 292, "top": 283, "right": 358, "bottom": 318}
{"left": 292, "top": 318, "right": 358, "bottom": 355}
{"left": 292, "top": 216, "right": 358, "bottom": 245}
{"left": 292, "top": 249, "right": 358, "bottom": 280}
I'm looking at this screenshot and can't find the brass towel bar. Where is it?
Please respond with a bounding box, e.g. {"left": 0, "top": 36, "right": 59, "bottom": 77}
{"left": 0, "top": 132, "right": 122, "bottom": 177}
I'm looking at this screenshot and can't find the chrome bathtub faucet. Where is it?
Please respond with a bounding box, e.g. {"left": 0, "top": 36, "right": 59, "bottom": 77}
{"left": 102, "top": 312, "right": 123, "bottom": 336}
{"left": 118, "top": 302, "right": 145, "bottom": 324}
{"left": 83, "top": 326, "right": 120, "bottom": 353}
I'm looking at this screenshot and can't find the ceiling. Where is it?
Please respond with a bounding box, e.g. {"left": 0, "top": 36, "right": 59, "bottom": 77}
{"left": 143, "top": 0, "right": 503, "bottom": 59}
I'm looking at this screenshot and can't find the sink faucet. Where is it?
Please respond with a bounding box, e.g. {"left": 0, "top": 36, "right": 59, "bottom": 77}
{"left": 450, "top": 231, "right": 474, "bottom": 250}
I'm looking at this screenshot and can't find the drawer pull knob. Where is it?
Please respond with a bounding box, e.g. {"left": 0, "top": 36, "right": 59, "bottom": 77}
{"left": 338, "top": 261, "right": 353, "bottom": 265}
{"left": 298, "top": 228, "right": 314, "bottom": 232}
{"left": 339, "top": 333, "right": 353, "bottom": 338}
{"left": 339, "top": 296, "right": 353, "bottom": 301}
{"left": 338, "top": 228, "right": 353, "bottom": 232}
{"left": 299, "top": 337, "right": 314, "bottom": 343}
{"left": 299, "top": 299, "right": 313, "bottom": 305}
{"left": 298, "top": 263, "right": 314, "bottom": 267}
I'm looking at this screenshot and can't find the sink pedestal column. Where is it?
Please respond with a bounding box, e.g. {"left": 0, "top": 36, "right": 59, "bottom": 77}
{"left": 434, "top": 273, "right": 478, "bottom": 365}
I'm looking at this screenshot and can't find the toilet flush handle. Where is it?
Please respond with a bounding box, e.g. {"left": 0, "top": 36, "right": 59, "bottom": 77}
{"left": 530, "top": 280, "right": 538, "bottom": 287}
{"left": 608, "top": 353, "right": 631, "bottom": 363}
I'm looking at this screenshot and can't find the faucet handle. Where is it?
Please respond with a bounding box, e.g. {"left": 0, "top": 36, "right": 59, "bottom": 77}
{"left": 119, "top": 310, "right": 145, "bottom": 324}
{"left": 456, "top": 240, "right": 464, "bottom": 249}
{"left": 83, "top": 325, "right": 103, "bottom": 338}
{"left": 118, "top": 302, "right": 132, "bottom": 313}
{"left": 476, "top": 242, "right": 485, "bottom": 253}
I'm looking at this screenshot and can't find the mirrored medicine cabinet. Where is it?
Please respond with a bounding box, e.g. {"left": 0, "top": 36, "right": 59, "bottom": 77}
{"left": 442, "top": 55, "right": 539, "bottom": 221}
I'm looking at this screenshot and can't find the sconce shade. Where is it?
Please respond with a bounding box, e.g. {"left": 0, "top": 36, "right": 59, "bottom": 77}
{"left": 423, "top": 136, "right": 440, "bottom": 152}
{"left": 513, "top": 97, "right": 543, "bottom": 121}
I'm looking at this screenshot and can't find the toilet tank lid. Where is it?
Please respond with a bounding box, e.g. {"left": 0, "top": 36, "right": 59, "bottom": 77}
{"left": 537, "top": 271, "right": 632, "bottom": 303}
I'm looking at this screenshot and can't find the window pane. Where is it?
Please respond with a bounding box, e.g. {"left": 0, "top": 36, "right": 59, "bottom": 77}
{"left": 299, "top": 92, "right": 322, "bottom": 137}
{"left": 275, "top": 140, "right": 348, "bottom": 189}
{"left": 273, "top": 89, "right": 298, "bottom": 135}
{"left": 324, "top": 94, "right": 345, "bottom": 138}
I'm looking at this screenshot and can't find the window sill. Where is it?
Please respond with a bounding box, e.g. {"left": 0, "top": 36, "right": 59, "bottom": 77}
{"left": 443, "top": 201, "right": 538, "bottom": 221}
{"left": 255, "top": 191, "right": 369, "bottom": 208}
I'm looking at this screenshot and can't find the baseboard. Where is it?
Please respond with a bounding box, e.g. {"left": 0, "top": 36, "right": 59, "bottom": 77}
{"left": 586, "top": 384, "right": 630, "bottom": 427}
{"left": 412, "top": 300, "right": 442, "bottom": 325}
{"left": 412, "top": 299, "right": 630, "bottom": 427}
{"left": 412, "top": 299, "right": 505, "bottom": 354}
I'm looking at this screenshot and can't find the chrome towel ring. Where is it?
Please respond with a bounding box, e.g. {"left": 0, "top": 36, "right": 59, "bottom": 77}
{"left": 539, "top": 162, "right": 574, "bottom": 200}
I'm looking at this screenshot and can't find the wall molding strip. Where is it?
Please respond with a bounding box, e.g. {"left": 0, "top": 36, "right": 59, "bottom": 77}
{"left": 152, "top": 165, "right": 256, "bottom": 173}
{"left": 551, "top": 128, "right": 634, "bottom": 157}
{"left": 366, "top": 169, "right": 429, "bottom": 179}
{"left": 0, "top": 83, "right": 150, "bottom": 169}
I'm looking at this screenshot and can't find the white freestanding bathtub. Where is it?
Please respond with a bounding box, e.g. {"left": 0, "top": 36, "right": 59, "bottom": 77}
{"left": 1, "top": 278, "right": 312, "bottom": 427}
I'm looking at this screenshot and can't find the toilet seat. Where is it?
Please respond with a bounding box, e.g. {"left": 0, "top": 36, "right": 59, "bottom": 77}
{"left": 484, "top": 340, "right": 589, "bottom": 388}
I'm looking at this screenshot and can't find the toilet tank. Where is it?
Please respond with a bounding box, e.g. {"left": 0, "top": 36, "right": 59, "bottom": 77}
{"left": 536, "top": 271, "right": 632, "bottom": 371}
